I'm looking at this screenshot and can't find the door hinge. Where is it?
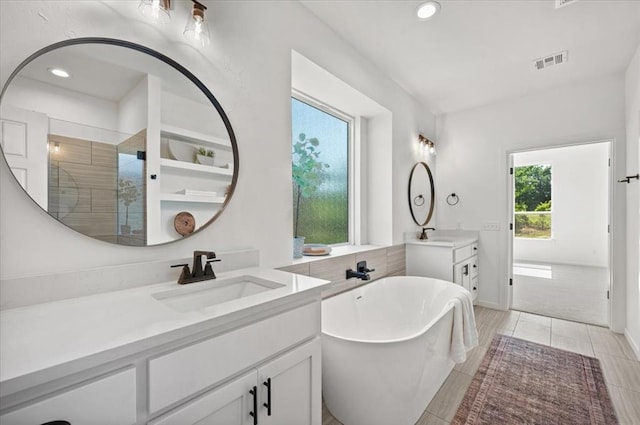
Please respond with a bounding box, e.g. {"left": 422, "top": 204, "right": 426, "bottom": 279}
{"left": 608, "top": 224, "right": 610, "bottom": 233}
{"left": 608, "top": 158, "right": 611, "bottom": 167}
{"left": 607, "top": 290, "right": 610, "bottom": 300}
{"left": 137, "top": 150, "right": 146, "bottom": 160}
{"left": 509, "top": 223, "right": 513, "bottom": 231}
{"left": 509, "top": 278, "right": 513, "bottom": 286}
{"left": 510, "top": 167, "right": 513, "bottom": 175}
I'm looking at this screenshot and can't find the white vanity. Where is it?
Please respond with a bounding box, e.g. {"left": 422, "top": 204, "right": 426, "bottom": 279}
{"left": 406, "top": 231, "right": 479, "bottom": 302}
{"left": 0, "top": 268, "right": 330, "bottom": 425}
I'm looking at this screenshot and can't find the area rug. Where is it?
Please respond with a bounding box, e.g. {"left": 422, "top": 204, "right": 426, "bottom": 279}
{"left": 452, "top": 334, "right": 618, "bottom": 425}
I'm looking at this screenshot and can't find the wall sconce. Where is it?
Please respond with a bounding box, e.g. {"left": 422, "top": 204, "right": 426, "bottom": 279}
{"left": 418, "top": 134, "right": 436, "bottom": 155}
{"left": 184, "top": 0, "right": 211, "bottom": 47}
{"left": 139, "top": 0, "right": 171, "bottom": 24}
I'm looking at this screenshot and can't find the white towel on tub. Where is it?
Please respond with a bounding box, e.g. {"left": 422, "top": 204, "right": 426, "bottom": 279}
{"left": 448, "top": 291, "right": 479, "bottom": 363}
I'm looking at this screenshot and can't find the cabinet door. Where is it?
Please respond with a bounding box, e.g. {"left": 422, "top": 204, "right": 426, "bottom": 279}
{"left": 257, "top": 338, "right": 321, "bottom": 425}
{"left": 454, "top": 260, "right": 472, "bottom": 291}
{"left": 0, "top": 368, "right": 136, "bottom": 425}
{"left": 149, "top": 371, "right": 256, "bottom": 425}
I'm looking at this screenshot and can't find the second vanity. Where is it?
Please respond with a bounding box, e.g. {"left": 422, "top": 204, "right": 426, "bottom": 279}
{"left": 406, "top": 231, "right": 479, "bottom": 302}
{"left": 0, "top": 267, "right": 330, "bottom": 425}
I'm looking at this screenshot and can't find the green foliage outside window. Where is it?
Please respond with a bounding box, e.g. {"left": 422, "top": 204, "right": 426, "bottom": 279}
{"left": 292, "top": 133, "right": 329, "bottom": 238}
{"left": 514, "top": 165, "right": 552, "bottom": 238}
{"left": 291, "top": 97, "right": 349, "bottom": 245}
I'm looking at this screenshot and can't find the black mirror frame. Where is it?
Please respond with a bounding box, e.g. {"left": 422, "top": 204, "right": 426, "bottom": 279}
{"left": 0, "top": 37, "right": 239, "bottom": 247}
{"left": 408, "top": 161, "right": 435, "bottom": 227}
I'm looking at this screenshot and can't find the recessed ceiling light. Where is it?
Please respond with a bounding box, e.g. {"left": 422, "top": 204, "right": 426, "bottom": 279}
{"left": 48, "top": 68, "right": 70, "bottom": 78}
{"left": 416, "top": 1, "right": 441, "bottom": 20}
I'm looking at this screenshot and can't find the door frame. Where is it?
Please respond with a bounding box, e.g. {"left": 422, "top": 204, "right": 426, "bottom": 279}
{"left": 505, "top": 139, "right": 614, "bottom": 327}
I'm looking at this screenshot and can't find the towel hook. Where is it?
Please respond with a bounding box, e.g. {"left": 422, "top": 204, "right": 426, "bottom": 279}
{"left": 446, "top": 193, "right": 460, "bottom": 206}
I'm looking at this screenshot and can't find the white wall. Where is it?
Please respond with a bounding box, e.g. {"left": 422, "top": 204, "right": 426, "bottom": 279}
{"left": 161, "top": 90, "right": 228, "bottom": 140}
{"left": 513, "top": 143, "right": 610, "bottom": 268}
{"left": 0, "top": 1, "right": 434, "bottom": 282}
{"left": 625, "top": 44, "right": 640, "bottom": 356}
{"left": 436, "top": 74, "right": 627, "bottom": 332}
{"left": 4, "top": 76, "right": 119, "bottom": 133}
{"left": 117, "top": 76, "right": 148, "bottom": 136}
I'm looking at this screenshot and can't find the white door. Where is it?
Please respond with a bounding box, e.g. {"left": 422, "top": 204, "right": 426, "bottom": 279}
{"left": 148, "top": 371, "right": 257, "bottom": 425}
{"left": 258, "top": 338, "right": 321, "bottom": 425}
{"left": 0, "top": 105, "right": 49, "bottom": 209}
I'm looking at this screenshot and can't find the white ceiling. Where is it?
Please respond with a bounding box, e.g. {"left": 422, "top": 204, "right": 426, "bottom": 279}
{"left": 301, "top": 0, "right": 640, "bottom": 115}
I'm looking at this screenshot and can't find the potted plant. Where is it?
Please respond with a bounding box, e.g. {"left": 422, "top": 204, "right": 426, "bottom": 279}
{"left": 118, "top": 179, "right": 139, "bottom": 235}
{"left": 196, "top": 147, "right": 215, "bottom": 166}
{"left": 292, "top": 133, "right": 329, "bottom": 258}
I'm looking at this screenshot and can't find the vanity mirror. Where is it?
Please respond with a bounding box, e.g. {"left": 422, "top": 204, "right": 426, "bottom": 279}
{"left": 408, "top": 161, "right": 435, "bottom": 226}
{"left": 0, "top": 38, "right": 238, "bottom": 246}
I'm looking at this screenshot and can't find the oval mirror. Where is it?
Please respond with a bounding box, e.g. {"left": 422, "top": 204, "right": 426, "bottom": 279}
{"left": 0, "top": 38, "right": 238, "bottom": 246}
{"left": 408, "top": 162, "right": 434, "bottom": 226}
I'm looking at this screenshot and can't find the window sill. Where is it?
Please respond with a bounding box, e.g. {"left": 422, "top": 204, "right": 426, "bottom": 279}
{"left": 288, "top": 244, "right": 389, "bottom": 266}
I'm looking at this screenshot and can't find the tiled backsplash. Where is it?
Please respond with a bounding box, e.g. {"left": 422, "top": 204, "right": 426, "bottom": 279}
{"left": 277, "top": 244, "right": 406, "bottom": 298}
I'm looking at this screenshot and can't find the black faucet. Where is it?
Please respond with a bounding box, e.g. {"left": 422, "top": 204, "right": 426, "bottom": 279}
{"left": 419, "top": 227, "right": 436, "bottom": 240}
{"left": 346, "top": 261, "right": 375, "bottom": 281}
{"left": 171, "top": 250, "right": 221, "bottom": 284}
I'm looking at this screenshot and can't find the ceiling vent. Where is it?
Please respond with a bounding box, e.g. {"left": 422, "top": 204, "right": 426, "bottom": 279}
{"left": 555, "top": 0, "right": 579, "bottom": 9}
{"left": 533, "top": 51, "right": 568, "bottom": 70}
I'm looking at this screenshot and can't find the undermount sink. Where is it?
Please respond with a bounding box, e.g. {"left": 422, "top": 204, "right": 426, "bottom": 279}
{"left": 153, "top": 275, "right": 285, "bottom": 312}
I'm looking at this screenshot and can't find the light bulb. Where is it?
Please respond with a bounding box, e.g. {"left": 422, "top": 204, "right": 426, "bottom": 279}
{"left": 184, "top": 1, "right": 210, "bottom": 47}
{"left": 139, "top": 0, "right": 171, "bottom": 24}
{"left": 429, "top": 145, "right": 436, "bottom": 155}
{"left": 48, "top": 68, "right": 70, "bottom": 78}
{"left": 416, "top": 1, "right": 441, "bottom": 20}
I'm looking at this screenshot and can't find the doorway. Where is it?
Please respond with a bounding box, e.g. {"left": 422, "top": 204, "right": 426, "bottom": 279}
{"left": 508, "top": 141, "right": 611, "bottom": 326}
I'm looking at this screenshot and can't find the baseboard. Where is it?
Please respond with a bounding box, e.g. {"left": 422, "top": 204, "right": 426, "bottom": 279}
{"left": 476, "top": 300, "right": 505, "bottom": 311}
{"left": 624, "top": 329, "right": 640, "bottom": 361}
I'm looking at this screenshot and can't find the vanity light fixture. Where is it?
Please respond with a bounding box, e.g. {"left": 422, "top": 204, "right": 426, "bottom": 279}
{"left": 48, "top": 67, "right": 70, "bottom": 78}
{"left": 418, "top": 134, "right": 436, "bottom": 155}
{"left": 139, "top": 0, "right": 171, "bottom": 24}
{"left": 416, "top": 1, "right": 441, "bottom": 20}
{"left": 184, "top": 0, "right": 211, "bottom": 47}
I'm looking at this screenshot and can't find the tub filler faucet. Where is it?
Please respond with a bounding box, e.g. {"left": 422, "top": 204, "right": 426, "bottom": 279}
{"left": 346, "top": 261, "right": 375, "bottom": 281}
{"left": 171, "top": 250, "right": 222, "bottom": 284}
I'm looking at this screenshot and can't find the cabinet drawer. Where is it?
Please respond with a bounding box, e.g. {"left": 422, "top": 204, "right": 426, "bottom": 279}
{"left": 0, "top": 368, "right": 136, "bottom": 425}
{"left": 471, "top": 256, "right": 478, "bottom": 277}
{"left": 471, "top": 276, "right": 478, "bottom": 301}
{"left": 149, "top": 302, "right": 319, "bottom": 413}
{"left": 453, "top": 245, "right": 472, "bottom": 263}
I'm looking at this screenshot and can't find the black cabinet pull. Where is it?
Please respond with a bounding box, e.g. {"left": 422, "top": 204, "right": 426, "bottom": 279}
{"left": 473, "top": 264, "right": 477, "bottom": 268}
{"left": 249, "top": 386, "right": 258, "bottom": 425}
{"left": 263, "top": 378, "right": 272, "bottom": 416}
{"left": 473, "top": 246, "right": 478, "bottom": 251}
{"left": 473, "top": 287, "right": 477, "bottom": 290}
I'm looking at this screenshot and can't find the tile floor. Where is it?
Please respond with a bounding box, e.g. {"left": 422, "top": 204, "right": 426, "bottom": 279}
{"left": 512, "top": 262, "right": 609, "bottom": 326}
{"left": 322, "top": 306, "right": 640, "bottom": 425}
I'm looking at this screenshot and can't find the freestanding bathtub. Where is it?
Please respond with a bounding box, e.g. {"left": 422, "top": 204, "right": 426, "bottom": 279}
{"left": 322, "top": 276, "right": 470, "bottom": 425}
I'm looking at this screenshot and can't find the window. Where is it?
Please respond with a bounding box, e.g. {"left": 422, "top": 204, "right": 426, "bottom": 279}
{"left": 514, "top": 164, "right": 552, "bottom": 239}
{"left": 291, "top": 96, "right": 350, "bottom": 245}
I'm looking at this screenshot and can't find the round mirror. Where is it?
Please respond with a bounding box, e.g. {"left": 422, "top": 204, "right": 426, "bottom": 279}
{"left": 408, "top": 162, "right": 434, "bottom": 226}
{"left": 0, "top": 38, "right": 238, "bottom": 246}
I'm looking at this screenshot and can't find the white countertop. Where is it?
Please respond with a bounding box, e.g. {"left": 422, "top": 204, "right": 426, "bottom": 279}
{"left": 0, "top": 267, "right": 329, "bottom": 394}
{"left": 405, "top": 236, "right": 478, "bottom": 248}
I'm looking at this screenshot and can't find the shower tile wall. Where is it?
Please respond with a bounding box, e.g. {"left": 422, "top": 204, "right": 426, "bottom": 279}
{"left": 278, "top": 245, "right": 406, "bottom": 298}
{"left": 48, "top": 134, "right": 117, "bottom": 241}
